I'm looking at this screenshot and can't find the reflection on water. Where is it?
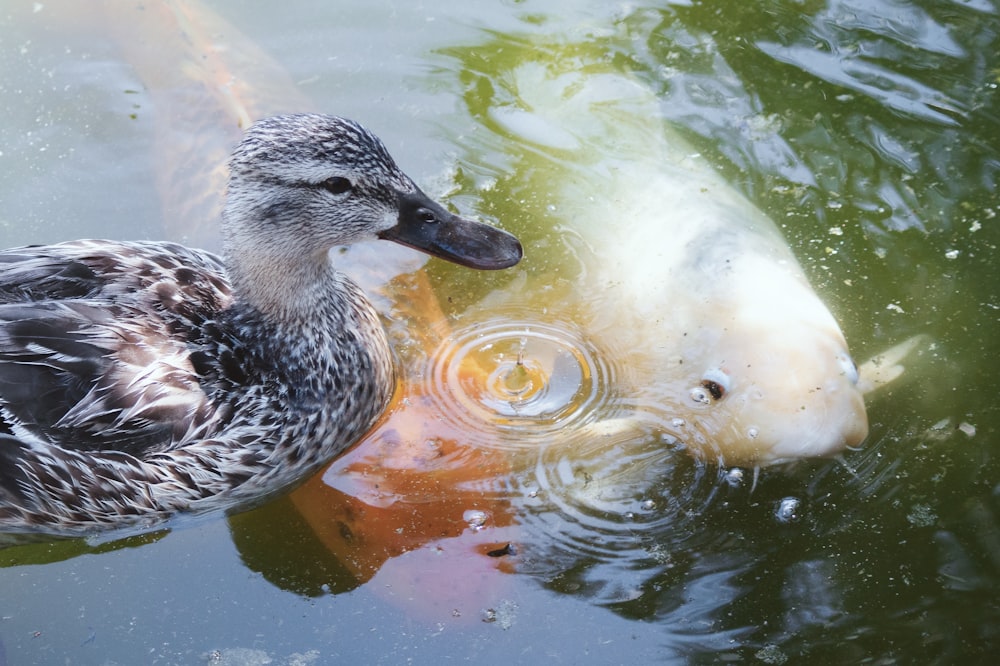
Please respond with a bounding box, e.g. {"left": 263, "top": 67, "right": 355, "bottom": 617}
{"left": 1, "top": 0, "right": 999, "bottom": 663}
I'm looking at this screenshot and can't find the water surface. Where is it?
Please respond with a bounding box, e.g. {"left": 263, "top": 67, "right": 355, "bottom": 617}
{"left": 1, "top": 0, "right": 998, "bottom": 663}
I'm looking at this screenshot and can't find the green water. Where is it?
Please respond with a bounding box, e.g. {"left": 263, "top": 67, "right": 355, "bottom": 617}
{"left": 1, "top": 0, "right": 999, "bottom": 663}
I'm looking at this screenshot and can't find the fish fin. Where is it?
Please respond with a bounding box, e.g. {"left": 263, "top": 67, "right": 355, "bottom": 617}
{"left": 857, "top": 334, "right": 932, "bottom": 394}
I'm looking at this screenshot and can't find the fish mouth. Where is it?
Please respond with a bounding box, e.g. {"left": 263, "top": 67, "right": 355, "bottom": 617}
{"left": 747, "top": 389, "right": 870, "bottom": 465}
{"left": 379, "top": 189, "right": 523, "bottom": 270}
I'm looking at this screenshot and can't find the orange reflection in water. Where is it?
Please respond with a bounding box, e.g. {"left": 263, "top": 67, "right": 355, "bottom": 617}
{"left": 289, "top": 272, "right": 520, "bottom": 621}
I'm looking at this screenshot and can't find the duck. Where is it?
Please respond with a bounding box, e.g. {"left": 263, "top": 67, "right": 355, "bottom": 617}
{"left": 0, "top": 113, "right": 522, "bottom": 536}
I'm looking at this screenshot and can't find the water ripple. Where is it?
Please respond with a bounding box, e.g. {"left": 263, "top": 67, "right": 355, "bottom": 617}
{"left": 423, "top": 314, "right": 618, "bottom": 450}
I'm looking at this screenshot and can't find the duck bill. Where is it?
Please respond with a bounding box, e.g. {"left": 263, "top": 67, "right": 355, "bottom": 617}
{"left": 379, "top": 190, "right": 522, "bottom": 270}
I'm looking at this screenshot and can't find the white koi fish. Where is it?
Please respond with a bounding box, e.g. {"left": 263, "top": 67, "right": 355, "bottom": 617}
{"left": 458, "top": 60, "right": 878, "bottom": 466}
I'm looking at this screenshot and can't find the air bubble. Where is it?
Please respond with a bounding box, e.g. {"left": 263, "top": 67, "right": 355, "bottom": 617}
{"left": 775, "top": 497, "right": 800, "bottom": 523}
{"left": 464, "top": 509, "right": 489, "bottom": 531}
{"left": 689, "top": 386, "right": 711, "bottom": 405}
{"left": 724, "top": 468, "right": 744, "bottom": 487}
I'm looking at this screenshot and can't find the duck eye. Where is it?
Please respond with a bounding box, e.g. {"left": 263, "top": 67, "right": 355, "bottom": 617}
{"left": 320, "top": 177, "right": 353, "bottom": 195}
{"left": 417, "top": 207, "right": 438, "bottom": 224}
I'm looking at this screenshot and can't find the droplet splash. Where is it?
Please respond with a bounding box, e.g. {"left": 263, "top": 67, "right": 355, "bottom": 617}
{"left": 425, "top": 317, "right": 615, "bottom": 449}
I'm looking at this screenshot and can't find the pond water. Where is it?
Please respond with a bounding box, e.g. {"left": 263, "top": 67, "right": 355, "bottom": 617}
{"left": 1, "top": 0, "right": 999, "bottom": 663}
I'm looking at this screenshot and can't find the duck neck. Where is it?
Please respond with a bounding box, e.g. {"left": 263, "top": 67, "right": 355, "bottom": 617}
{"left": 226, "top": 244, "right": 340, "bottom": 325}
{"left": 222, "top": 241, "right": 394, "bottom": 408}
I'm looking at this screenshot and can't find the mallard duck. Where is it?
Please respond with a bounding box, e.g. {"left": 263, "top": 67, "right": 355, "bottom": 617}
{"left": 0, "top": 114, "right": 522, "bottom": 536}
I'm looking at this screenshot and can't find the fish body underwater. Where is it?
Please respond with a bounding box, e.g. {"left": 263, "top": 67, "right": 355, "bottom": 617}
{"left": 460, "top": 62, "right": 868, "bottom": 467}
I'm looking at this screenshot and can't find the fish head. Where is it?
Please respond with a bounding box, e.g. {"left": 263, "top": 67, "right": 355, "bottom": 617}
{"left": 675, "top": 255, "right": 869, "bottom": 466}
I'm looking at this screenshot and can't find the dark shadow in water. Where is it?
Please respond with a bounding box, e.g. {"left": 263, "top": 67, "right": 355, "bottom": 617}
{"left": 0, "top": 529, "right": 168, "bottom": 566}
{"left": 228, "top": 494, "right": 361, "bottom": 597}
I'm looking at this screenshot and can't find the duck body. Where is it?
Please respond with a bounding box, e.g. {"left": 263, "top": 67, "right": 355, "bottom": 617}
{"left": 0, "top": 114, "right": 522, "bottom": 535}
{"left": 0, "top": 239, "right": 392, "bottom": 531}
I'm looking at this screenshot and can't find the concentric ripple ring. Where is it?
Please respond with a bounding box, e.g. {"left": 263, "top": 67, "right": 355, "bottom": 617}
{"left": 424, "top": 317, "right": 615, "bottom": 448}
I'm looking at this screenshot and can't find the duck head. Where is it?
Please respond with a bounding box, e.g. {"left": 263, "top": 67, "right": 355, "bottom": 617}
{"left": 221, "top": 114, "right": 522, "bottom": 316}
